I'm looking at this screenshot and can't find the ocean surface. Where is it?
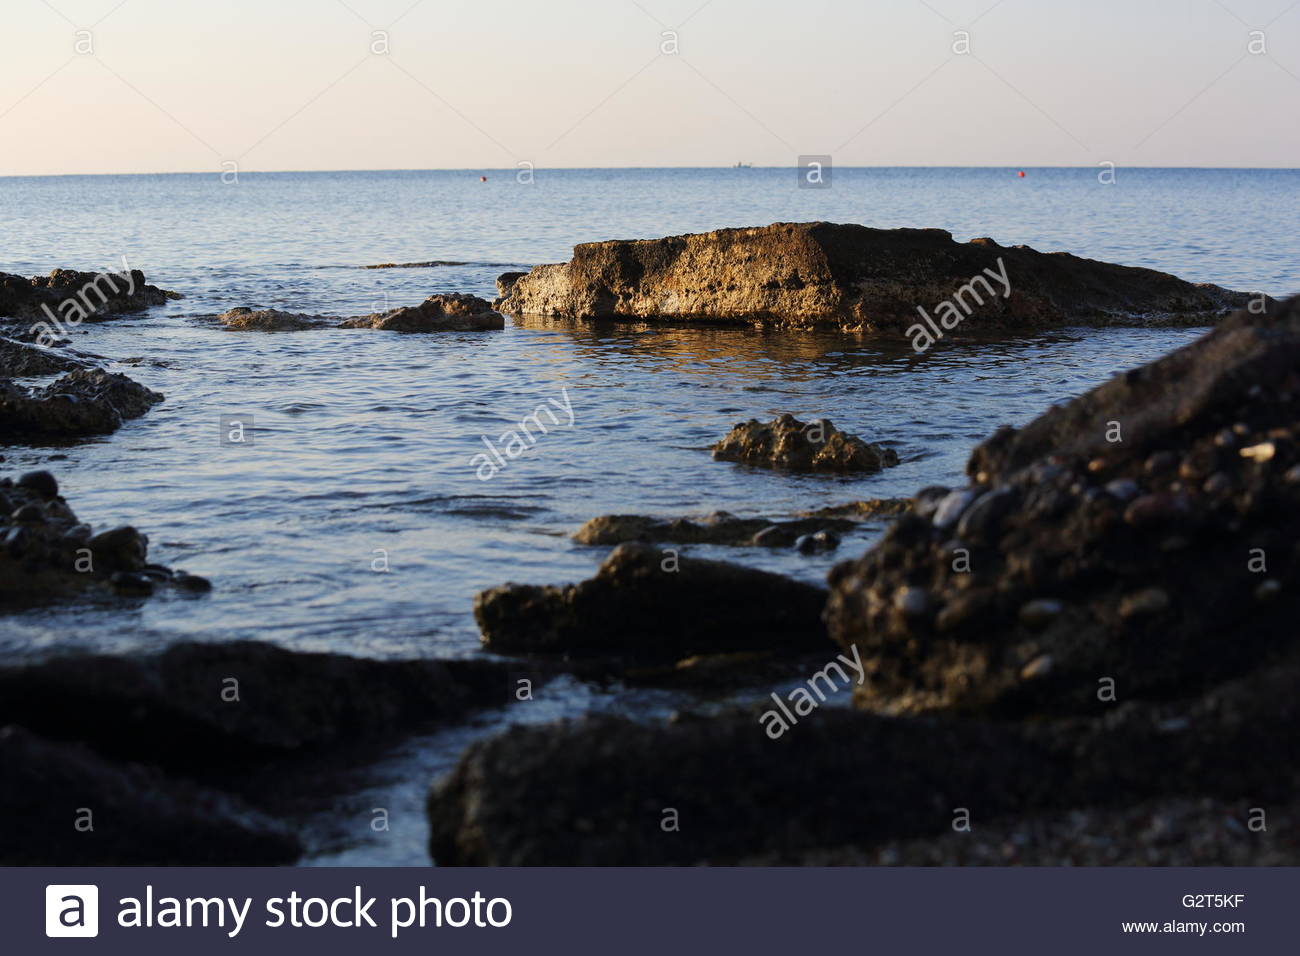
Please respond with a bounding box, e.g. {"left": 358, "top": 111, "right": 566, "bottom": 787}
{"left": 2, "top": 166, "right": 1298, "bottom": 863}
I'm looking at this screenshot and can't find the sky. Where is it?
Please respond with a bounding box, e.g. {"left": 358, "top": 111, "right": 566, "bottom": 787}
{"left": 1, "top": 0, "right": 1298, "bottom": 175}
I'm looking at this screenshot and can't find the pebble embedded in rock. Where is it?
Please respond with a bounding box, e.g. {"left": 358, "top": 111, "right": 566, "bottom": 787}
{"left": 1239, "top": 442, "right": 1275, "bottom": 463}
{"left": 1019, "top": 654, "right": 1054, "bottom": 680}
{"left": 1119, "top": 588, "right": 1170, "bottom": 618}
{"left": 1104, "top": 478, "right": 1140, "bottom": 502}
{"left": 1254, "top": 579, "right": 1281, "bottom": 600}
{"left": 1019, "top": 598, "right": 1063, "bottom": 630}
{"left": 893, "top": 586, "right": 931, "bottom": 618}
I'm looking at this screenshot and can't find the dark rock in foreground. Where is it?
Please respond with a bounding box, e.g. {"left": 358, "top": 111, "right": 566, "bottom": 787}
{"left": 498, "top": 222, "right": 1254, "bottom": 329}
{"left": 0, "top": 640, "right": 521, "bottom": 774}
{"left": 0, "top": 268, "right": 177, "bottom": 325}
{"left": 219, "top": 294, "right": 504, "bottom": 333}
{"left": 713, "top": 414, "right": 898, "bottom": 473}
{"left": 1, "top": 370, "right": 163, "bottom": 442}
{"left": 0, "top": 471, "right": 200, "bottom": 605}
{"left": 573, "top": 511, "right": 854, "bottom": 549}
{"left": 428, "top": 648, "right": 1300, "bottom": 865}
{"left": 826, "top": 293, "right": 1300, "bottom": 716}
{"left": 0, "top": 725, "right": 300, "bottom": 865}
{"left": 474, "top": 542, "right": 828, "bottom": 659}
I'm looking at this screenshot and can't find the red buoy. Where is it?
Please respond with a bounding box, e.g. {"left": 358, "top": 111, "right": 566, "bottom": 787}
{"left": 480, "top": 175, "right": 488, "bottom": 182}
{"left": 1017, "top": 170, "right": 1026, "bottom": 178}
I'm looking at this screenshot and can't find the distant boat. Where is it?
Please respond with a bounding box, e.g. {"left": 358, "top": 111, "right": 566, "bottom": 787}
{"left": 733, "top": 162, "right": 753, "bottom": 169}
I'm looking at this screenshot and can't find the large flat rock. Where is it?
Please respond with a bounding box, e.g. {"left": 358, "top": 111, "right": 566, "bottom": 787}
{"left": 499, "top": 222, "right": 1255, "bottom": 330}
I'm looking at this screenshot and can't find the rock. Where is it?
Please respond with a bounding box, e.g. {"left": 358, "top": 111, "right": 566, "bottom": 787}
{"left": 795, "top": 530, "right": 840, "bottom": 554}
{"left": 0, "top": 336, "right": 93, "bottom": 377}
{"left": 338, "top": 293, "right": 504, "bottom": 331}
{"left": 0, "top": 726, "right": 300, "bottom": 865}
{"left": 572, "top": 511, "right": 853, "bottom": 548}
{"left": 16, "top": 470, "right": 58, "bottom": 499}
{"left": 826, "top": 293, "right": 1300, "bottom": 716}
{"left": 427, "top": 650, "right": 1300, "bottom": 865}
{"left": 218, "top": 307, "right": 335, "bottom": 331}
{"left": 0, "top": 268, "right": 177, "bottom": 324}
{"left": 495, "top": 271, "right": 527, "bottom": 303}
{"left": 473, "top": 542, "right": 829, "bottom": 660}
{"left": 1018, "top": 599, "right": 1063, "bottom": 630}
{"left": 498, "top": 222, "right": 1254, "bottom": 330}
{"left": 799, "top": 498, "right": 913, "bottom": 520}
{"left": 0, "top": 369, "right": 163, "bottom": 441}
{"left": 712, "top": 414, "right": 898, "bottom": 473}
{"left": 0, "top": 473, "right": 191, "bottom": 606}
{"left": 1119, "top": 587, "right": 1170, "bottom": 618}
{"left": 0, "top": 641, "right": 525, "bottom": 773}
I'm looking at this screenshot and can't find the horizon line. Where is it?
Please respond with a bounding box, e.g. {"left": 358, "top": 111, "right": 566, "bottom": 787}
{"left": 3, "top": 164, "right": 1300, "bottom": 180}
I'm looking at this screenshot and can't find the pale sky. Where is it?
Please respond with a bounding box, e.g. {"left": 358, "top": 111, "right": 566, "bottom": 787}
{"left": 1, "top": 0, "right": 1298, "bottom": 175}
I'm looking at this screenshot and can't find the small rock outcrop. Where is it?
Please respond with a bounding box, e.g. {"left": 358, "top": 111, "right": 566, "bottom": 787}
{"left": 712, "top": 414, "right": 899, "bottom": 473}
{"left": 0, "top": 268, "right": 177, "bottom": 324}
{"left": 0, "top": 336, "right": 93, "bottom": 377}
{"left": 0, "top": 471, "right": 204, "bottom": 605}
{"left": 340, "top": 293, "right": 503, "bottom": 331}
{"left": 219, "top": 295, "right": 504, "bottom": 332}
{"left": 1, "top": 369, "right": 163, "bottom": 441}
{"left": 497, "top": 222, "right": 1254, "bottom": 329}
{"left": 217, "top": 307, "right": 336, "bottom": 331}
{"left": 573, "top": 511, "right": 854, "bottom": 549}
{"left": 824, "top": 293, "right": 1300, "bottom": 716}
{"left": 473, "top": 542, "right": 828, "bottom": 660}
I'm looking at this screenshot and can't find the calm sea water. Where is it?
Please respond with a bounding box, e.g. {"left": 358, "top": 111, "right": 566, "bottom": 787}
{"left": 2, "top": 167, "right": 1297, "bottom": 863}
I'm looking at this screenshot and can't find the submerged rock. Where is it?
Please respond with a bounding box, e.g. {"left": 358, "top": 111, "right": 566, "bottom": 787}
{"left": 0, "top": 726, "right": 300, "bottom": 865}
{"left": 0, "top": 268, "right": 177, "bottom": 325}
{"left": 573, "top": 511, "right": 853, "bottom": 548}
{"left": 0, "top": 471, "right": 198, "bottom": 605}
{"left": 220, "top": 294, "right": 504, "bottom": 332}
{"left": 0, "top": 369, "right": 163, "bottom": 441}
{"left": 474, "top": 542, "right": 828, "bottom": 660}
{"left": 218, "top": 307, "right": 336, "bottom": 331}
{"left": 498, "top": 222, "right": 1254, "bottom": 329}
{"left": 825, "top": 293, "right": 1300, "bottom": 715}
{"left": 712, "top": 414, "right": 898, "bottom": 473}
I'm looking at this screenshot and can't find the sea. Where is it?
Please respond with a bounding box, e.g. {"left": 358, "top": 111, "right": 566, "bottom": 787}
{"left": 2, "top": 166, "right": 1297, "bottom": 863}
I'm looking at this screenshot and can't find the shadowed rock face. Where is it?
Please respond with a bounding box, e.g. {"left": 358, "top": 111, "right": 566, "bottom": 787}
{"left": 824, "top": 294, "right": 1300, "bottom": 716}
{"left": 713, "top": 414, "right": 899, "bottom": 472}
{"left": 217, "top": 308, "right": 335, "bottom": 330}
{"left": 473, "top": 542, "right": 829, "bottom": 659}
{"left": 1, "top": 369, "right": 163, "bottom": 441}
{"left": 0, "top": 268, "right": 176, "bottom": 323}
{"left": 498, "top": 222, "right": 1255, "bottom": 329}
{"left": 0, "top": 641, "right": 522, "bottom": 773}
{"left": 0, "top": 336, "right": 93, "bottom": 377}
{"left": 426, "top": 648, "right": 1300, "bottom": 866}
{"left": 0, "top": 726, "right": 301, "bottom": 865}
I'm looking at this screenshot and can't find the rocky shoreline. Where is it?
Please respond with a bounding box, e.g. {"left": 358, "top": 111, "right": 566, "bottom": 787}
{"left": 3, "top": 235, "right": 1296, "bottom": 867}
